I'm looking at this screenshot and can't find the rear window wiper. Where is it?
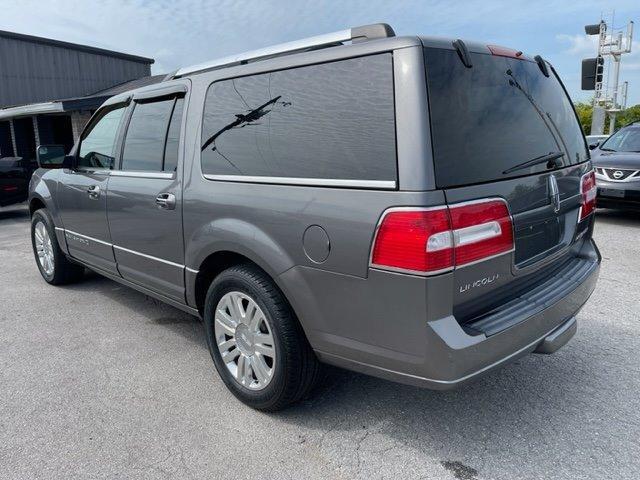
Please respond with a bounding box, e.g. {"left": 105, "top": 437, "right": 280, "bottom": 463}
{"left": 503, "top": 151, "right": 565, "bottom": 175}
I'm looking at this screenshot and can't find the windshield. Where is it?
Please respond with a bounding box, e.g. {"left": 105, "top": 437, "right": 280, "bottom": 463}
{"left": 599, "top": 126, "right": 640, "bottom": 152}
{"left": 424, "top": 48, "right": 587, "bottom": 188}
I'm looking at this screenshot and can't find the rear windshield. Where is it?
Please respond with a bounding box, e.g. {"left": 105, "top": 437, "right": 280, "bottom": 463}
{"left": 424, "top": 48, "right": 587, "bottom": 188}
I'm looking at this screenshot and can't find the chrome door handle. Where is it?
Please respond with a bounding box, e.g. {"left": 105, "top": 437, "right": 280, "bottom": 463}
{"left": 87, "top": 185, "right": 100, "bottom": 199}
{"left": 155, "top": 193, "right": 176, "bottom": 210}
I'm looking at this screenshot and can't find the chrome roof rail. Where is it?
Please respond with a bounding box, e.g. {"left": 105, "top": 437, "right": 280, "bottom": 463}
{"left": 174, "top": 23, "right": 395, "bottom": 78}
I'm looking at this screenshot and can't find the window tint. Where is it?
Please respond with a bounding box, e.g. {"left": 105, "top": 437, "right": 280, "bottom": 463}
{"left": 78, "top": 106, "right": 125, "bottom": 169}
{"left": 424, "top": 48, "right": 587, "bottom": 188}
{"left": 121, "top": 99, "right": 175, "bottom": 171}
{"left": 201, "top": 54, "right": 396, "bottom": 182}
{"left": 163, "top": 98, "right": 184, "bottom": 172}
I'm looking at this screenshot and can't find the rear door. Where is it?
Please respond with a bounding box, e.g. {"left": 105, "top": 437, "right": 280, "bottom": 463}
{"left": 422, "top": 44, "right": 593, "bottom": 326}
{"left": 107, "top": 84, "right": 187, "bottom": 301}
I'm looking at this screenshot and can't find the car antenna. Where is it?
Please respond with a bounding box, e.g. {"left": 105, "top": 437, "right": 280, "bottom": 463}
{"left": 452, "top": 39, "right": 472, "bottom": 68}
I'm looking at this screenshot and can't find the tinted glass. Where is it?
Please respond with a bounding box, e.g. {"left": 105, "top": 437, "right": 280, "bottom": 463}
{"left": 121, "top": 99, "right": 174, "bottom": 171}
{"left": 424, "top": 49, "right": 587, "bottom": 188}
{"left": 78, "top": 106, "right": 125, "bottom": 169}
{"left": 201, "top": 54, "right": 396, "bottom": 181}
{"left": 163, "top": 98, "right": 184, "bottom": 172}
{"left": 600, "top": 126, "right": 640, "bottom": 152}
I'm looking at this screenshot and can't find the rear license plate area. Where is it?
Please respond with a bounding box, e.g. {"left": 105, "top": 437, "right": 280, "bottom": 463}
{"left": 599, "top": 188, "right": 625, "bottom": 198}
{"left": 514, "top": 217, "right": 561, "bottom": 265}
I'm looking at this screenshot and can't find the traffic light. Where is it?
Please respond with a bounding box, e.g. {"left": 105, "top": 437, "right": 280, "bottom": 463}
{"left": 581, "top": 56, "right": 604, "bottom": 90}
{"left": 584, "top": 22, "right": 605, "bottom": 35}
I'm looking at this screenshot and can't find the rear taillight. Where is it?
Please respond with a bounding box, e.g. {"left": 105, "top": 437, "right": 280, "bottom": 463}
{"left": 370, "top": 208, "right": 453, "bottom": 274}
{"left": 370, "top": 199, "right": 514, "bottom": 275}
{"left": 579, "top": 170, "right": 597, "bottom": 221}
{"left": 449, "top": 200, "right": 514, "bottom": 266}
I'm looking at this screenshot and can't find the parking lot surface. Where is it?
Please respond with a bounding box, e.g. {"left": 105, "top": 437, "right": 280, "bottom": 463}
{"left": 1, "top": 203, "right": 639, "bottom": 480}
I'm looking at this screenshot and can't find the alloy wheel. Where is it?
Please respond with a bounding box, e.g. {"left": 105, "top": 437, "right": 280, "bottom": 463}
{"left": 214, "top": 291, "right": 276, "bottom": 390}
{"left": 34, "top": 221, "right": 54, "bottom": 276}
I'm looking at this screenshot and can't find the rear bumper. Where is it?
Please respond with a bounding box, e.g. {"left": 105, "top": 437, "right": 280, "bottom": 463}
{"left": 284, "top": 239, "right": 600, "bottom": 390}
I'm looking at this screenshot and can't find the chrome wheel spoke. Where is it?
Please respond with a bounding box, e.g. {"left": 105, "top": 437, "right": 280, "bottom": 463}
{"left": 218, "top": 338, "right": 238, "bottom": 363}
{"left": 254, "top": 342, "right": 274, "bottom": 358}
{"left": 215, "top": 309, "right": 236, "bottom": 335}
{"left": 254, "top": 331, "right": 274, "bottom": 348}
{"left": 221, "top": 347, "right": 240, "bottom": 364}
{"left": 227, "top": 293, "right": 243, "bottom": 322}
{"left": 237, "top": 354, "right": 253, "bottom": 386}
{"left": 251, "top": 356, "right": 270, "bottom": 384}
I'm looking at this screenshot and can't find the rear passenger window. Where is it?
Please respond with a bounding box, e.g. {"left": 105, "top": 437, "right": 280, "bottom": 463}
{"left": 163, "top": 98, "right": 184, "bottom": 172}
{"left": 201, "top": 54, "right": 396, "bottom": 183}
{"left": 121, "top": 97, "right": 183, "bottom": 172}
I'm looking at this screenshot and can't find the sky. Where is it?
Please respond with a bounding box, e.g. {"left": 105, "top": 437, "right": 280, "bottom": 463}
{"left": 1, "top": 0, "right": 639, "bottom": 104}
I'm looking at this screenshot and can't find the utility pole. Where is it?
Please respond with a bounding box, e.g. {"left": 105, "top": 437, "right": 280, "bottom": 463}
{"left": 582, "top": 14, "right": 634, "bottom": 135}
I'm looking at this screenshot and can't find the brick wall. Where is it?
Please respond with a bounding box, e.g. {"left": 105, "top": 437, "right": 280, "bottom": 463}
{"left": 71, "top": 111, "right": 92, "bottom": 141}
{"left": 9, "top": 120, "right": 17, "bottom": 156}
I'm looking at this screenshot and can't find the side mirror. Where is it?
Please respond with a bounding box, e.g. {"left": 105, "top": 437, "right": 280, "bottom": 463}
{"left": 589, "top": 142, "right": 599, "bottom": 150}
{"left": 36, "top": 145, "right": 72, "bottom": 169}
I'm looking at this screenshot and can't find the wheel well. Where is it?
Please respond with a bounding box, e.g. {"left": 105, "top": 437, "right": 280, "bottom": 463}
{"left": 29, "top": 198, "right": 46, "bottom": 216}
{"left": 194, "top": 251, "right": 262, "bottom": 315}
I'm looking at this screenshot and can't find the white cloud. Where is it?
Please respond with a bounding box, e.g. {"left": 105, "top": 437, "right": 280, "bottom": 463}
{"left": 556, "top": 33, "right": 599, "bottom": 57}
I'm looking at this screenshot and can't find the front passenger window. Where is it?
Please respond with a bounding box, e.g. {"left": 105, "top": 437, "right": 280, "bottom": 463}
{"left": 78, "top": 106, "right": 126, "bottom": 169}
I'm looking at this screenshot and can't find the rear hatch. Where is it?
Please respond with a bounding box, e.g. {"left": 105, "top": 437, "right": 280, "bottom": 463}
{"left": 422, "top": 42, "right": 595, "bottom": 335}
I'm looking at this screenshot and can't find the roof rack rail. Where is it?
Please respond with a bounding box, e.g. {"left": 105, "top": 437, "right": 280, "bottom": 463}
{"left": 174, "top": 23, "right": 395, "bottom": 78}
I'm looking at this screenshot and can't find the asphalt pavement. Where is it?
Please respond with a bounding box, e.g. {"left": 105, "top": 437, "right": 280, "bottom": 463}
{"left": 1, "top": 203, "right": 639, "bottom": 480}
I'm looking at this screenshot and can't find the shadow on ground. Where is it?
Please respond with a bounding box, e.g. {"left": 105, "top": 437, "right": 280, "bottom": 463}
{"left": 0, "top": 204, "right": 29, "bottom": 221}
{"left": 595, "top": 208, "right": 640, "bottom": 226}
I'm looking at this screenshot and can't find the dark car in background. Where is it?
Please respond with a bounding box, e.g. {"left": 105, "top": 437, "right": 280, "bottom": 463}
{"left": 0, "top": 156, "right": 37, "bottom": 207}
{"left": 591, "top": 122, "right": 640, "bottom": 210}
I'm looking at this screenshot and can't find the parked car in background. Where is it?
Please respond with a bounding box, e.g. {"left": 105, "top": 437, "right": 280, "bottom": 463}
{"left": 0, "top": 156, "right": 37, "bottom": 207}
{"left": 28, "top": 24, "right": 600, "bottom": 411}
{"left": 591, "top": 122, "right": 640, "bottom": 210}
{"left": 586, "top": 134, "right": 609, "bottom": 149}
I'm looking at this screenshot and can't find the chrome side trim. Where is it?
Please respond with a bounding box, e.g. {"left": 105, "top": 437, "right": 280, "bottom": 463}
{"left": 58, "top": 228, "right": 186, "bottom": 269}
{"left": 203, "top": 174, "right": 396, "bottom": 189}
{"left": 64, "top": 229, "right": 112, "bottom": 246}
{"left": 113, "top": 245, "right": 183, "bottom": 268}
{"left": 54, "top": 227, "right": 65, "bottom": 232}
{"left": 110, "top": 171, "right": 176, "bottom": 179}
{"left": 185, "top": 267, "right": 199, "bottom": 274}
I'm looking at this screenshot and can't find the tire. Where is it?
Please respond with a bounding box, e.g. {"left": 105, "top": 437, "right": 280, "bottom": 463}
{"left": 31, "top": 209, "right": 84, "bottom": 285}
{"left": 203, "top": 263, "right": 321, "bottom": 411}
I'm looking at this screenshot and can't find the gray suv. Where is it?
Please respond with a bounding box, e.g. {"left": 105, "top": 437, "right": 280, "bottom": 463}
{"left": 29, "top": 24, "right": 600, "bottom": 410}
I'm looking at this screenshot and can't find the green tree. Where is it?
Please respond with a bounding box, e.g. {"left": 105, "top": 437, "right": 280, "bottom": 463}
{"left": 574, "top": 102, "right": 593, "bottom": 135}
{"left": 571, "top": 102, "right": 640, "bottom": 135}
{"left": 616, "top": 104, "right": 640, "bottom": 129}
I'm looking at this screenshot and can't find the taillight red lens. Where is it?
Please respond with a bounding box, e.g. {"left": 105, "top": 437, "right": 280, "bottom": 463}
{"left": 371, "top": 199, "right": 514, "bottom": 275}
{"left": 449, "top": 200, "right": 514, "bottom": 266}
{"left": 371, "top": 208, "right": 453, "bottom": 274}
{"left": 579, "top": 170, "right": 597, "bottom": 221}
